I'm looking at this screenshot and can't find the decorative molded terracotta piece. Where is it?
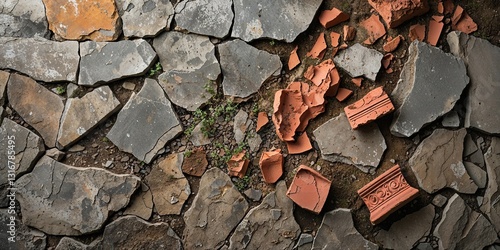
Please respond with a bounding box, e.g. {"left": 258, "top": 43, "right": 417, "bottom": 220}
{"left": 361, "top": 14, "right": 386, "bottom": 45}
{"left": 358, "top": 165, "right": 420, "bottom": 224}
{"left": 256, "top": 112, "right": 269, "bottom": 132}
{"left": 288, "top": 46, "right": 300, "bottom": 70}
{"left": 286, "top": 132, "right": 312, "bottom": 155}
{"left": 318, "top": 8, "right": 349, "bottom": 28}
{"left": 306, "top": 33, "right": 327, "bottom": 59}
{"left": 259, "top": 149, "right": 283, "bottom": 183}
{"left": 287, "top": 165, "right": 331, "bottom": 214}
{"left": 344, "top": 87, "right": 394, "bottom": 129}
{"left": 228, "top": 151, "right": 249, "bottom": 178}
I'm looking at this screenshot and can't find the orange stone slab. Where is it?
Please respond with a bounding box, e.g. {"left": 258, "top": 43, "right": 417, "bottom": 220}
{"left": 335, "top": 88, "right": 353, "bottom": 102}
{"left": 362, "top": 14, "right": 386, "bottom": 45}
{"left": 318, "top": 8, "right": 349, "bottom": 28}
{"left": 358, "top": 165, "right": 420, "bottom": 224}
{"left": 344, "top": 87, "right": 394, "bottom": 129}
{"left": 287, "top": 165, "right": 331, "bottom": 214}
{"left": 343, "top": 25, "right": 357, "bottom": 41}
{"left": 228, "top": 151, "right": 249, "bottom": 178}
{"left": 427, "top": 19, "right": 444, "bottom": 46}
{"left": 288, "top": 46, "right": 300, "bottom": 70}
{"left": 409, "top": 24, "right": 425, "bottom": 42}
{"left": 259, "top": 149, "right": 283, "bottom": 184}
{"left": 306, "top": 33, "right": 327, "bottom": 59}
{"left": 256, "top": 112, "right": 269, "bottom": 132}
{"left": 286, "top": 132, "right": 312, "bottom": 155}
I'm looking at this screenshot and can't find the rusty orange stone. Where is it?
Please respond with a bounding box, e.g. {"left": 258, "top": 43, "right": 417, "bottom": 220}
{"left": 344, "top": 87, "right": 394, "bottom": 129}
{"left": 318, "top": 8, "right": 349, "bottom": 28}
{"left": 358, "top": 165, "right": 420, "bottom": 224}
{"left": 287, "top": 165, "right": 331, "bottom": 214}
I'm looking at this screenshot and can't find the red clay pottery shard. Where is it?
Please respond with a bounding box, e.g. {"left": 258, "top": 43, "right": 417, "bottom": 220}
{"left": 287, "top": 165, "right": 331, "bottom": 214}
{"left": 452, "top": 8, "right": 477, "bottom": 34}
{"left": 227, "top": 151, "right": 249, "bottom": 178}
{"left": 437, "top": 2, "right": 444, "bottom": 14}
{"left": 427, "top": 19, "right": 443, "bottom": 46}
{"left": 443, "top": 0, "right": 454, "bottom": 15}
{"left": 310, "top": 59, "right": 335, "bottom": 86}
{"left": 272, "top": 89, "right": 309, "bottom": 141}
{"left": 288, "top": 46, "right": 300, "bottom": 70}
{"left": 286, "top": 132, "right": 313, "bottom": 155}
{"left": 318, "top": 7, "right": 349, "bottom": 28}
{"left": 383, "top": 35, "right": 403, "bottom": 52}
{"left": 256, "top": 112, "right": 269, "bottom": 132}
{"left": 381, "top": 53, "right": 394, "bottom": 69}
{"left": 367, "top": 0, "right": 429, "bottom": 28}
{"left": 344, "top": 86, "right": 394, "bottom": 129}
{"left": 357, "top": 164, "right": 420, "bottom": 224}
{"left": 409, "top": 24, "right": 425, "bottom": 42}
{"left": 343, "top": 25, "right": 356, "bottom": 41}
{"left": 330, "top": 32, "right": 341, "bottom": 47}
{"left": 336, "top": 88, "right": 353, "bottom": 102}
{"left": 362, "top": 14, "right": 386, "bottom": 45}
{"left": 352, "top": 77, "right": 362, "bottom": 87}
{"left": 182, "top": 148, "right": 208, "bottom": 177}
{"left": 259, "top": 149, "right": 283, "bottom": 184}
{"left": 326, "top": 68, "right": 340, "bottom": 97}
{"left": 306, "top": 33, "right": 327, "bottom": 59}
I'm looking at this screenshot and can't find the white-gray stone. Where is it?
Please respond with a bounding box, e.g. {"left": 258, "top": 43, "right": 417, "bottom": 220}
{"left": 234, "top": 110, "right": 251, "bottom": 144}
{"left": 334, "top": 43, "right": 383, "bottom": 81}
{"left": 391, "top": 41, "right": 469, "bottom": 137}
{"left": 66, "top": 83, "right": 79, "bottom": 98}
{"left": 175, "top": 0, "right": 233, "bottom": 39}
{"left": 295, "top": 234, "right": 314, "bottom": 250}
{"left": 0, "top": 0, "right": 49, "bottom": 38}
{"left": 441, "top": 110, "right": 460, "bottom": 128}
{"left": 189, "top": 122, "right": 212, "bottom": 146}
{"left": 0, "top": 209, "right": 46, "bottom": 249}
{"left": 481, "top": 137, "right": 500, "bottom": 235}
{"left": 243, "top": 188, "right": 262, "bottom": 202}
{"left": 116, "top": 0, "right": 174, "bottom": 37}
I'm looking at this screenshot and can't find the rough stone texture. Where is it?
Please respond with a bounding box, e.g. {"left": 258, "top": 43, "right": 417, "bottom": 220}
{"left": 441, "top": 110, "right": 460, "bottom": 128}
{"left": 42, "top": 0, "right": 121, "bottom": 41}
{"left": 183, "top": 168, "right": 248, "bottom": 249}
{"left": 79, "top": 40, "right": 156, "bottom": 86}
{"left": 107, "top": 79, "right": 182, "bottom": 164}
{"left": 97, "top": 216, "right": 182, "bottom": 249}
{"left": 123, "top": 183, "right": 153, "bottom": 220}
{"left": 14, "top": 156, "right": 140, "bottom": 235}
{"left": 312, "top": 208, "right": 378, "bottom": 250}
{"left": 154, "top": 32, "right": 220, "bottom": 111}
{"left": 55, "top": 237, "right": 92, "bottom": 250}
{"left": 243, "top": 188, "right": 262, "bottom": 202}
{"left": 481, "top": 137, "right": 500, "bottom": 235}
{"left": 432, "top": 194, "right": 448, "bottom": 207}
{"left": 0, "top": 0, "right": 49, "bottom": 38}
{"left": 409, "top": 129, "right": 477, "bottom": 194}
{"left": 219, "top": 39, "right": 282, "bottom": 98}
{"left": 0, "top": 209, "right": 47, "bottom": 250}
{"left": 0, "top": 70, "right": 8, "bottom": 106}
{"left": 391, "top": 41, "right": 469, "bottom": 137}
{"left": 334, "top": 43, "right": 383, "bottom": 82}
{"left": 7, "top": 74, "right": 64, "bottom": 147}
{"left": 175, "top": 0, "right": 233, "bottom": 39}
{"left": 464, "top": 134, "right": 478, "bottom": 157}
{"left": 295, "top": 234, "right": 314, "bottom": 250}
{"left": 146, "top": 153, "right": 190, "bottom": 215}
{"left": 313, "top": 113, "right": 387, "bottom": 173}
{"left": 434, "top": 194, "right": 497, "bottom": 250}
{"left": 232, "top": 0, "right": 322, "bottom": 42}
{"left": 448, "top": 31, "right": 500, "bottom": 134}
{"left": 189, "top": 122, "right": 211, "bottom": 146}
{"left": 234, "top": 110, "right": 252, "bottom": 144}
{"left": 0, "top": 37, "right": 79, "bottom": 82}
{"left": 375, "top": 205, "right": 435, "bottom": 250}
{"left": 116, "top": 0, "right": 174, "bottom": 37}
{"left": 368, "top": 0, "right": 429, "bottom": 28}
{"left": 463, "top": 162, "right": 487, "bottom": 189}
{"left": 57, "top": 86, "right": 120, "bottom": 149}
{"left": 229, "top": 181, "right": 300, "bottom": 249}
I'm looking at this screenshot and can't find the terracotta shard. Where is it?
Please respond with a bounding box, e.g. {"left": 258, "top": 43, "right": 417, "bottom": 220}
{"left": 310, "top": 59, "right": 335, "bottom": 86}
{"left": 182, "top": 148, "right": 208, "bottom": 177}
{"left": 361, "top": 14, "right": 387, "bottom": 45}
{"left": 272, "top": 89, "right": 309, "bottom": 141}
{"left": 336, "top": 88, "right": 353, "bottom": 102}
{"left": 343, "top": 25, "right": 357, "bottom": 41}
{"left": 256, "top": 112, "right": 269, "bottom": 132}
{"left": 287, "top": 165, "right": 332, "bottom": 214}
{"left": 367, "top": 0, "right": 429, "bottom": 28}
{"left": 330, "top": 32, "right": 341, "bottom": 47}
{"left": 452, "top": 7, "right": 478, "bottom": 34}
{"left": 352, "top": 78, "right": 362, "bottom": 87}
{"left": 259, "top": 149, "right": 283, "bottom": 183}
{"left": 437, "top": 2, "right": 444, "bottom": 14}
{"left": 409, "top": 24, "right": 426, "bottom": 42}
{"left": 432, "top": 15, "right": 444, "bottom": 22}
{"left": 326, "top": 68, "right": 341, "bottom": 97}
{"left": 344, "top": 87, "right": 394, "bottom": 129}
{"left": 383, "top": 35, "right": 403, "bottom": 52}
{"left": 443, "top": 0, "right": 454, "bottom": 15}
{"left": 286, "top": 132, "right": 313, "bottom": 155}
{"left": 318, "top": 8, "right": 350, "bottom": 28}
{"left": 427, "top": 19, "right": 443, "bottom": 46}
{"left": 451, "top": 5, "right": 464, "bottom": 27}
{"left": 382, "top": 53, "right": 394, "bottom": 69}
{"left": 306, "top": 33, "right": 327, "bottom": 59}
{"left": 304, "top": 66, "right": 315, "bottom": 81}
{"left": 228, "top": 151, "right": 249, "bottom": 178}
{"left": 288, "top": 46, "right": 300, "bottom": 70}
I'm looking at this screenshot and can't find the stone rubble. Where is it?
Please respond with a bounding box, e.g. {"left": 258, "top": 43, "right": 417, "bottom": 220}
{"left": 115, "top": 0, "right": 174, "bottom": 38}
{"left": 123, "top": 183, "right": 153, "bottom": 220}
{"left": 481, "top": 137, "right": 500, "bottom": 235}
{"left": 0, "top": 0, "right": 49, "bottom": 38}
{"left": 333, "top": 43, "right": 383, "bottom": 81}
{"left": 0, "top": 209, "right": 47, "bottom": 249}
{"left": 175, "top": 0, "right": 233, "bottom": 39}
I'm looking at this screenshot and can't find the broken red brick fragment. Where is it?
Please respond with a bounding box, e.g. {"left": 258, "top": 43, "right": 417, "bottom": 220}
{"left": 227, "top": 151, "right": 249, "bottom": 178}
{"left": 306, "top": 33, "right": 327, "bottom": 59}
{"left": 451, "top": 6, "right": 478, "bottom": 34}
{"left": 437, "top": 2, "right": 444, "bottom": 14}
{"left": 381, "top": 53, "right": 394, "bottom": 69}
{"left": 336, "top": 88, "right": 353, "bottom": 102}
{"left": 330, "top": 31, "right": 341, "bottom": 47}
{"left": 367, "top": 0, "right": 429, "bottom": 28}
{"left": 256, "top": 112, "right": 269, "bottom": 132}
{"left": 182, "top": 148, "right": 208, "bottom": 177}
{"left": 288, "top": 46, "right": 300, "bottom": 70}
{"left": 427, "top": 19, "right": 444, "bottom": 46}
{"left": 287, "top": 165, "right": 331, "bottom": 214}
{"left": 409, "top": 24, "right": 425, "bottom": 41}
{"left": 358, "top": 165, "right": 420, "bottom": 224}
{"left": 286, "top": 132, "right": 312, "bottom": 155}
{"left": 443, "top": 0, "right": 454, "bottom": 15}
{"left": 308, "top": 59, "right": 335, "bottom": 86}
{"left": 318, "top": 7, "right": 350, "bottom": 28}
{"left": 259, "top": 149, "right": 283, "bottom": 184}
{"left": 344, "top": 86, "right": 394, "bottom": 129}
{"left": 383, "top": 35, "right": 403, "bottom": 52}
{"left": 361, "top": 14, "right": 386, "bottom": 45}
{"left": 343, "top": 25, "right": 357, "bottom": 41}
{"left": 352, "top": 77, "right": 362, "bottom": 87}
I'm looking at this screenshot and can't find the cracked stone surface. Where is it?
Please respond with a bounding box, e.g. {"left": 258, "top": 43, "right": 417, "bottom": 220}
{"left": 14, "top": 156, "right": 140, "bottom": 235}
{"left": 107, "top": 78, "right": 182, "bottom": 164}
{"left": 228, "top": 181, "right": 300, "bottom": 249}
{"left": 55, "top": 237, "right": 94, "bottom": 250}
{"left": 0, "top": 37, "right": 79, "bottom": 82}
{"left": 313, "top": 113, "right": 387, "bottom": 173}
{"left": 0, "top": 70, "right": 7, "bottom": 106}
{"left": 390, "top": 41, "right": 469, "bottom": 137}
{"left": 57, "top": 86, "right": 121, "bottom": 149}
{"left": 175, "top": 0, "right": 233, "bottom": 39}
{"left": 481, "top": 137, "right": 500, "bottom": 235}
{"left": 333, "top": 43, "right": 383, "bottom": 81}
{"left": 233, "top": 110, "right": 252, "bottom": 144}
{"left": 116, "top": 0, "right": 174, "bottom": 37}
{"left": 219, "top": 39, "right": 282, "bottom": 98}
{"left": 7, "top": 74, "right": 65, "bottom": 147}
{"left": 232, "top": 0, "right": 322, "bottom": 42}
{"left": 78, "top": 39, "right": 157, "bottom": 86}
{"left": 183, "top": 168, "right": 248, "bottom": 249}
{"left": 0, "top": 0, "right": 49, "bottom": 38}
{"left": 0, "top": 209, "right": 47, "bottom": 250}
{"left": 409, "top": 128, "right": 477, "bottom": 194}
{"left": 123, "top": 183, "right": 153, "bottom": 220}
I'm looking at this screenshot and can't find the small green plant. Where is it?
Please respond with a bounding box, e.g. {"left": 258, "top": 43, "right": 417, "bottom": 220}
{"left": 101, "top": 137, "right": 109, "bottom": 142}
{"left": 269, "top": 40, "right": 275, "bottom": 46}
{"left": 184, "top": 125, "right": 195, "bottom": 137}
{"left": 149, "top": 62, "right": 162, "bottom": 76}
{"left": 251, "top": 103, "right": 259, "bottom": 115}
{"left": 184, "top": 149, "right": 192, "bottom": 158}
{"left": 204, "top": 81, "right": 216, "bottom": 96}
{"left": 234, "top": 175, "right": 251, "bottom": 191}
{"left": 54, "top": 86, "right": 66, "bottom": 95}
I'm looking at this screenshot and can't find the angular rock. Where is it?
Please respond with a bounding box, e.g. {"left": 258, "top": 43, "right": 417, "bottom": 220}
{"left": 182, "top": 148, "right": 208, "bottom": 177}
{"left": 116, "top": 0, "right": 174, "bottom": 37}
{"left": 0, "top": 38, "right": 79, "bottom": 82}
{"left": 464, "top": 134, "right": 478, "bottom": 157}
{"left": 183, "top": 168, "right": 248, "bottom": 249}
{"left": 0, "top": 70, "right": 8, "bottom": 106}
{"left": 295, "top": 234, "right": 314, "bottom": 250}
{"left": 247, "top": 132, "right": 262, "bottom": 153}
{"left": 232, "top": 0, "right": 322, "bottom": 42}
{"left": 79, "top": 40, "right": 156, "bottom": 86}
{"left": 43, "top": 0, "right": 121, "bottom": 41}
{"left": 230, "top": 182, "right": 300, "bottom": 249}
{"left": 313, "top": 113, "right": 387, "bottom": 173}
{"left": 175, "top": 0, "right": 233, "bottom": 38}
{"left": 434, "top": 194, "right": 497, "bottom": 250}
{"left": 233, "top": 110, "right": 251, "bottom": 144}
{"left": 189, "top": 122, "right": 211, "bottom": 146}
{"left": 97, "top": 216, "right": 182, "bottom": 249}
{"left": 481, "top": 137, "right": 500, "bottom": 235}
{"left": 107, "top": 79, "right": 182, "bottom": 164}
{"left": 441, "top": 110, "right": 460, "bottom": 127}
{"left": 14, "top": 156, "right": 140, "bottom": 235}
{"left": 312, "top": 208, "right": 378, "bottom": 250}
{"left": 334, "top": 43, "right": 383, "bottom": 81}
{"left": 243, "top": 188, "right": 262, "bottom": 202}
{"left": 57, "top": 86, "right": 120, "bottom": 149}
{"left": 469, "top": 145, "right": 485, "bottom": 168}
{"left": 432, "top": 194, "right": 448, "bottom": 207}
{"left": 375, "top": 205, "right": 435, "bottom": 250}
{"left": 463, "top": 162, "right": 486, "bottom": 189}
{"left": 123, "top": 183, "right": 153, "bottom": 220}
{"left": 7, "top": 74, "right": 64, "bottom": 147}
{"left": 45, "top": 148, "right": 65, "bottom": 161}
{"left": 390, "top": 41, "right": 469, "bottom": 137}
{"left": 0, "top": 209, "right": 46, "bottom": 250}
{"left": 368, "top": 0, "right": 429, "bottom": 28}
{"left": 448, "top": 31, "right": 500, "bottom": 134}
{"left": 55, "top": 237, "right": 92, "bottom": 250}
{"left": 219, "top": 39, "right": 282, "bottom": 98}
{"left": 409, "top": 129, "right": 477, "bottom": 194}
{"left": 0, "top": 0, "right": 49, "bottom": 38}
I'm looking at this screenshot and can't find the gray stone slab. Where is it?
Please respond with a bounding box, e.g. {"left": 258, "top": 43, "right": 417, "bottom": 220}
{"left": 0, "top": 209, "right": 46, "bottom": 250}
{"left": 333, "top": 43, "right": 383, "bottom": 81}
{"left": 107, "top": 79, "right": 182, "bottom": 164}
{"left": 464, "top": 161, "right": 487, "bottom": 189}
{"left": 313, "top": 113, "right": 387, "bottom": 173}
{"left": 0, "top": 70, "right": 8, "bottom": 106}
{"left": 116, "top": 0, "right": 174, "bottom": 37}
{"left": 295, "top": 233, "right": 313, "bottom": 250}
{"left": 432, "top": 194, "right": 448, "bottom": 208}
{"left": 14, "top": 156, "right": 140, "bottom": 235}
{"left": 0, "top": 0, "right": 49, "bottom": 38}
{"left": 78, "top": 39, "right": 156, "bottom": 86}
{"left": 219, "top": 39, "right": 282, "bottom": 98}
{"left": 481, "top": 137, "right": 500, "bottom": 235}
{"left": 55, "top": 237, "right": 92, "bottom": 250}
{"left": 232, "top": 0, "right": 322, "bottom": 42}
{"left": 123, "top": 183, "right": 153, "bottom": 220}
{"left": 175, "top": 0, "right": 233, "bottom": 38}
{"left": 0, "top": 37, "right": 79, "bottom": 82}
{"left": 189, "top": 122, "right": 212, "bottom": 146}
{"left": 464, "top": 134, "right": 478, "bottom": 157}
{"left": 243, "top": 188, "right": 262, "bottom": 202}
{"left": 448, "top": 31, "right": 500, "bottom": 134}
{"left": 390, "top": 41, "right": 469, "bottom": 137}
{"left": 233, "top": 110, "right": 251, "bottom": 144}
{"left": 441, "top": 110, "right": 460, "bottom": 128}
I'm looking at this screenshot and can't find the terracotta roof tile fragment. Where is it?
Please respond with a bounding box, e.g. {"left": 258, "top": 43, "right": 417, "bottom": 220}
{"left": 272, "top": 89, "right": 309, "bottom": 141}
{"left": 443, "top": 0, "right": 454, "bottom": 15}
{"left": 318, "top": 8, "right": 350, "bottom": 28}
{"left": 259, "top": 149, "right": 283, "bottom": 184}
{"left": 409, "top": 24, "right": 426, "bottom": 42}
{"left": 310, "top": 59, "right": 335, "bottom": 86}
{"left": 437, "top": 2, "right": 444, "bottom": 14}
{"left": 383, "top": 35, "right": 403, "bottom": 52}
{"left": 352, "top": 77, "right": 362, "bottom": 87}
{"left": 382, "top": 53, "right": 394, "bottom": 69}
{"left": 326, "top": 68, "right": 341, "bottom": 97}
{"left": 451, "top": 7, "right": 478, "bottom": 34}
{"left": 451, "top": 5, "right": 464, "bottom": 26}
{"left": 427, "top": 19, "right": 444, "bottom": 46}
{"left": 306, "top": 33, "right": 327, "bottom": 59}
{"left": 344, "top": 86, "right": 394, "bottom": 129}
{"left": 330, "top": 32, "right": 341, "bottom": 47}
{"left": 256, "top": 112, "right": 269, "bottom": 132}
{"left": 361, "top": 14, "right": 387, "bottom": 45}
{"left": 432, "top": 15, "right": 444, "bottom": 22}
{"left": 336, "top": 88, "right": 353, "bottom": 102}
{"left": 287, "top": 165, "right": 331, "bottom": 214}
{"left": 227, "top": 151, "right": 249, "bottom": 178}
{"left": 288, "top": 46, "right": 300, "bottom": 70}
{"left": 343, "top": 25, "right": 357, "bottom": 41}
{"left": 367, "top": 0, "right": 429, "bottom": 28}
{"left": 286, "top": 132, "right": 313, "bottom": 155}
